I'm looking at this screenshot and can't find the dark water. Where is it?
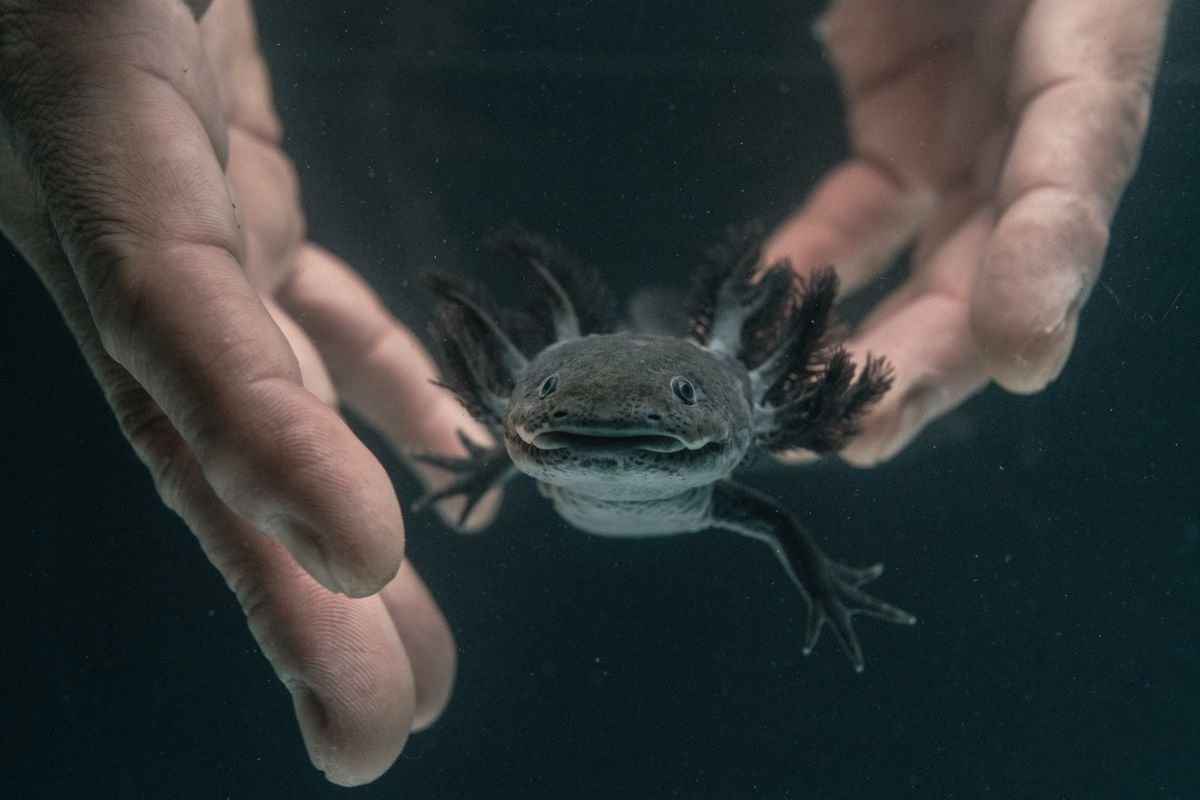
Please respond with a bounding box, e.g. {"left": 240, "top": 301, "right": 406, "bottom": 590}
{"left": 2, "top": 3, "right": 1198, "bottom": 798}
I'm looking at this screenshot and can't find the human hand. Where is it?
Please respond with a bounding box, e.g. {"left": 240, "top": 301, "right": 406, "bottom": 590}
{"left": 764, "top": 0, "right": 1171, "bottom": 464}
{"left": 0, "top": 0, "right": 483, "bottom": 785}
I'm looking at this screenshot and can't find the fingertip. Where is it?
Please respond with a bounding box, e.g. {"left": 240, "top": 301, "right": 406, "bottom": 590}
{"left": 839, "top": 399, "right": 917, "bottom": 467}
{"left": 839, "top": 304, "right": 990, "bottom": 466}
{"left": 320, "top": 484, "right": 406, "bottom": 599}
{"left": 973, "top": 307, "right": 1079, "bottom": 395}
{"left": 762, "top": 216, "right": 846, "bottom": 276}
{"left": 289, "top": 676, "right": 411, "bottom": 787}
{"left": 975, "top": 189, "right": 1103, "bottom": 394}
{"left": 152, "top": 443, "right": 416, "bottom": 787}
{"left": 333, "top": 545, "right": 405, "bottom": 600}
{"left": 763, "top": 164, "right": 932, "bottom": 292}
{"left": 257, "top": 510, "right": 402, "bottom": 598}
{"left": 837, "top": 364, "right": 944, "bottom": 466}
{"left": 289, "top": 683, "right": 375, "bottom": 787}
{"left": 238, "top": 572, "right": 416, "bottom": 786}
{"left": 382, "top": 561, "right": 459, "bottom": 731}
{"left": 270, "top": 595, "right": 416, "bottom": 786}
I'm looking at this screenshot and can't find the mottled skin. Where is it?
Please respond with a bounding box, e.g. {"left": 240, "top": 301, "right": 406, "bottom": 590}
{"left": 413, "top": 226, "right": 915, "bottom": 671}
{"left": 508, "top": 335, "right": 750, "bottom": 513}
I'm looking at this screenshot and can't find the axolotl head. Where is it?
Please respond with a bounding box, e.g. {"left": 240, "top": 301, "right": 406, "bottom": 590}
{"left": 504, "top": 334, "right": 754, "bottom": 501}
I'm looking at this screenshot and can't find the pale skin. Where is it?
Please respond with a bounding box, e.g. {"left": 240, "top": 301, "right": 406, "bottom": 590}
{"left": 0, "top": 0, "right": 1171, "bottom": 787}
{"left": 764, "top": 0, "right": 1171, "bottom": 464}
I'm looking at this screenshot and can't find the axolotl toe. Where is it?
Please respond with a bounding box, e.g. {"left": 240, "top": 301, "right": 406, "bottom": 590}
{"left": 412, "top": 224, "right": 915, "bottom": 672}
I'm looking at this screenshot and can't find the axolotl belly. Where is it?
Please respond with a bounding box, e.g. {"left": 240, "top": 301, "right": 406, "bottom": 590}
{"left": 413, "top": 225, "right": 915, "bottom": 671}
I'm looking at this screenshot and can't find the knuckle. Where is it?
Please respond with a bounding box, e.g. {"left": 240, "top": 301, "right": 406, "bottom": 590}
{"left": 68, "top": 222, "right": 245, "bottom": 371}
{"left": 107, "top": 374, "right": 200, "bottom": 513}
{"left": 227, "top": 561, "right": 276, "bottom": 637}
{"left": 1085, "top": 82, "right": 1153, "bottom": 208}
{"left": 63, "top": 224, "right": 167, "bottom": 369}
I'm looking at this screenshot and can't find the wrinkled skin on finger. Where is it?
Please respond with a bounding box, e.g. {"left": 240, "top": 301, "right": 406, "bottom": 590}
{"left": 0, "top": 0, "right": 480, "bottom": 785}
{"left": 764, "top": 0, "right": 1171, "bottom": 464}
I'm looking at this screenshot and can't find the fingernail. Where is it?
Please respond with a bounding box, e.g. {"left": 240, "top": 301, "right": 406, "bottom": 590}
{"left": 262, "top": 514, "right": 347, "bottom": 594}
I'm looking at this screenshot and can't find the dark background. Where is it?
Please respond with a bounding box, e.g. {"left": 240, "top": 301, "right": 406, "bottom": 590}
{"left": 2, "top": 2, "right": 1198, "bottom": 798}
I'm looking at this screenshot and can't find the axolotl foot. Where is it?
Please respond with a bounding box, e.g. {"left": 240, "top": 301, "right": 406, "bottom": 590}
{"left": 802, "top": 557, "right": 916, "bottom": 672}
{"left": 711, "top": 480, "right": 915, "bottom": 672}
{"left": 407, "top": 429, "right": 518, "bottom": 528}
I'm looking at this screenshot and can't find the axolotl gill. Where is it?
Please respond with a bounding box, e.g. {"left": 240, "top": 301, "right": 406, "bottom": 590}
{"left": 413, "top": 225, "right": 915, "bottom": 671}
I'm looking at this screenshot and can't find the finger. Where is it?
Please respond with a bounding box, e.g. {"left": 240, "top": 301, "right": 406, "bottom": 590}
{"left": 818, "top": 3, "right": 1000, "bottom": 193}
{"left": 1, "top": 5, "right": 403, "bottom": 596}
{"left": 178, "top": 456, "right": 417, "bottom": 787}
{"left": 277, "top": 243, "right": 501, "bottom": 529}
{"left": 815, "top": 1, "right": 971, "bottom": 98}
{"left": 3, "top": 204, "right": 415, "bottom": 785}
{"left": 212, "top": 510, "right": 416, "bottom": 787}
{"left": 840, "top": 206, "right": 991, "bottom": 465}
{"left": 198, "top": 0, "right": 281, "bottom": 143}
{"left": 124, "top": 374, "right": 416, "bottom": 787}
{"left": 769, "top": 1, "right": 992, "bottom": 289}
{"left": 263, "top": 296, "right": 337, "bottom": 407}
{"left": 973, "top": 0, "right": 1169, "bottom": 392}
{"left": 379, "top": 560, "right": 458, "bottom": 730}
{"left": 763, "top": 161, "right": 934, "bottom": 291}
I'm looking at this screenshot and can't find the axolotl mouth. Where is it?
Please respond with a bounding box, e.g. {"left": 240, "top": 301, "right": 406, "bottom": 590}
{"left": 506, "top": 422, "right": 729, "bottom": 496}
{"left": 519, "top": 424, "right": 723, "bottom": 455}
{"left": 507, "top": 421, "right": 734, "bottom": 499}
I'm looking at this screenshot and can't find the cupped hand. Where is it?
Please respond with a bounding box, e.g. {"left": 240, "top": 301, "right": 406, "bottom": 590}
{"left": 0, "top": 0, "right": 482, "bottom": 785}
{"left": 765, "top": 0, "right": 1171, "bottom": 464}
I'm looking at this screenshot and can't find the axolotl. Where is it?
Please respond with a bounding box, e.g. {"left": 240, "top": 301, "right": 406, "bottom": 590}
{"left": 413, "top": 225, "right": 915, "bottom": 671}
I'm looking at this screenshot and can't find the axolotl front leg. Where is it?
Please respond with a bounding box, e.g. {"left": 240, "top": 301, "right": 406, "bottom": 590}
{"left": 710, "top": 480, "right": 915, "bottom": 672}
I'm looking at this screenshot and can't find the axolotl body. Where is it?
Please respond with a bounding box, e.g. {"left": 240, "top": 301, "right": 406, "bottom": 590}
{"left": 414, "top": 226, "right": 915, "bottom": 670}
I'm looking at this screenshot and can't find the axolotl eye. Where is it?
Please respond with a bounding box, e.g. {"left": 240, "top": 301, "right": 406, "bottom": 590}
{"left": 539, "top": 373, "right": 559, "bottom": 398}
{"left": 670, "top": 376, "right": 696, "bottom": 405}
